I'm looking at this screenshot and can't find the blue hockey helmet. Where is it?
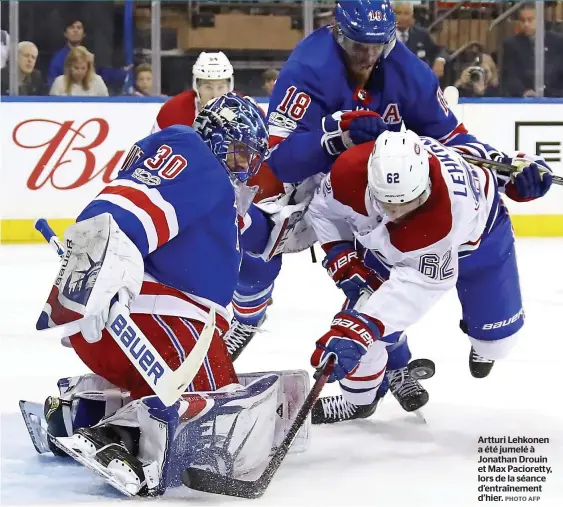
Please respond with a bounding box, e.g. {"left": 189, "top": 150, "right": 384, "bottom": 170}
{"left": 193, "top": 92, "right": 268, "bottom": 183}
{"left": 335, "top": 0, "right": 396, "bottom": 44}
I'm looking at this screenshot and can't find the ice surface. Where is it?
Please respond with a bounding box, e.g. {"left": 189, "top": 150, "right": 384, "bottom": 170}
{"left": 2, "top": 241, "right": 563, "bottom": 506}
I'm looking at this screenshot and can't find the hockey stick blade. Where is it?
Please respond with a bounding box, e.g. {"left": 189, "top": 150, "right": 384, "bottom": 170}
{"left": 182, "top": 356, "right": 336, "bottom": 498}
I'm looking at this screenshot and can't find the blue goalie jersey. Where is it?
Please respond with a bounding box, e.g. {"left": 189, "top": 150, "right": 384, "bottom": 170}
{"left": 78, "top": 125, "right": 241, "bottom": 307}
{"left": 267, "top": 26, "right": 501, "bottom": 182}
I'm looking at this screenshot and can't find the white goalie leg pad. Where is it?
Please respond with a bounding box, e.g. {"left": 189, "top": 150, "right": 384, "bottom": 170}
{"left": 58, "top": 373, "right": 132, "bottom": 418}
{"left": 469, "top": 330, "right": 521, "bottom": 360}
{"left": 37, "top": 213, "right": 144, "bottom": 341}
{"left": 340, "top": 341, "right": 388, "bottom": 406}
{"left": 180, "top": 375, "right": 282, "bottom": 480}
{"left": 55, "top": 374, "right": 131, "bottom": 437}
{"left": 70, "top": 374, "right": 285, "bottom": 493}
{"left": 237, "top": 369, "right": 310, "bottom": 453}
{"left": 19, "top": 373, "right": 131, "bottom": 455}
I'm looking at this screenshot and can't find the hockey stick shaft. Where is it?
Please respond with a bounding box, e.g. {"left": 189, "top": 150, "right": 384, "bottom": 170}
{"left": 182, "top": 355, "right": 336, "bottom": 498}
{"left": 260, "top": 355, "right": 335, "bottom": 480}
{"left": 461, "top": 154, "right": 563, "bottom": 186}
{"left": 34, "top": 218, "right": 215, "bottom": 407}
{"left": 35, "top": 218, "right": 65, "bottom": 259}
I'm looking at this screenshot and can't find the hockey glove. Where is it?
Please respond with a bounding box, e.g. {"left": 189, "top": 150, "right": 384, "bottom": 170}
{"left": 343, "top": 111, "right": 388, "bottom": 146}
{"left": 321, "top": 110, "right": 387, "bottom": 156}
{"left": 494, "top": 155, "right": 553, "bottom": 201}
{"left": 323, "top": 243, "right": 383, "bottom": 303}
{"left": 311, "top": 309, "right": 382, "bottom": 382}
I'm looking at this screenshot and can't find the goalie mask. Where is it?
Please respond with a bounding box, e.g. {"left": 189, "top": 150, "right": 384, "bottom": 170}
{"left": 193, "top": 92, "right": 268, "bottom": 183}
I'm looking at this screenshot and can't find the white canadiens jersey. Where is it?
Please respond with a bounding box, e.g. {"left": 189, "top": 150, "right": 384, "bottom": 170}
{"left": 307, "top": 137, "right": 501, "bottom": 335}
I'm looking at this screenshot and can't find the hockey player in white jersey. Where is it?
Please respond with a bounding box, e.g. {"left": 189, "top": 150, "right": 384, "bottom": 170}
{"left": 307, "top": 130, "right": 553, "bottom": 421}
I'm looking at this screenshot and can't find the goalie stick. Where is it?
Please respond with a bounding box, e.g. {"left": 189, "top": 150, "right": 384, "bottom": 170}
{"left": 181, "top": 355, "right": 336, "bottom": 499}
{"left": 461, "top": 154, "right": 563, "bottom": 186}
{"left": 34, "top": 218, "right": 215, "bottom": 408}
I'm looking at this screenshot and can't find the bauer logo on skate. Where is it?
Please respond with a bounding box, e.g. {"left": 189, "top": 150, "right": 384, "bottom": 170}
{"left": 109, "top": 314, "right": 165, "bottom": 385}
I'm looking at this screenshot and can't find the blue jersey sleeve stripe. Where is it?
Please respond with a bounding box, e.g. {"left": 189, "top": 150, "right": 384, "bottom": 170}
{"left": 93, "top": 194, "right": 158, "bottom": 253}
{"left": 77, "top": 201, "right": 150, "bottom": 257}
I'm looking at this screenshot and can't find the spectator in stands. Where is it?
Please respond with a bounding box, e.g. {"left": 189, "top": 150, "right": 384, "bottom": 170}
{"left": 48, "top": 17, "right": 128, "bottom": 93}
{"left": 502, "top": 3, "right": 563, "bottom": 97}
{"left": 132, "top": 63, "right": 153, "bottom": 96}
{"left": 454, "top": 53, "right": 500, "bottom": 98}
{"left": 393, "top": 1, "right": 448, "bottom": 79}
{"left": 262, "top": 68, "right": 279, "bottom": 96}
{"left": 48, "top": 19, "right": 85, "bottom": 86}
{"left": 130, "top": 63, "right": 165, "bottom": 97}
{"left": 1, "top": 41, "right": 46, "bottom": 96}
{"left": 1, "top": 30, "right": 8, "bottom": 69}
{"left": 49, "top": 46, "right": 108, "bottom": 96}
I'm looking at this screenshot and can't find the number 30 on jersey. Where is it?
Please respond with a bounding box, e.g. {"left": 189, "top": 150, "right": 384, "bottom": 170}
{"left": 145, "top": 145, "right": 188, "bottom": 180}
{"left": 122, "top": 144, "right": 188, "bottom": 181}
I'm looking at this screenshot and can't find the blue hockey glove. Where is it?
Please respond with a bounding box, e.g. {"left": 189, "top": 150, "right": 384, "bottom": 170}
{"left": 323, "top": 243, "right": 383, "bottom": 303}
{"left": 311, "top": 309, "right": 382, "bottom": 382}
{"left": 512, "top": 163, "right": 553, "bottom": 199}
{"left": 345, "top": 113, "right": 388, "bottom": 146}
{"left": 496, "top": 155, "right": 554, "bottom": 201}
{"left": 321, "top": 110, "right": 387, "bottom": 156}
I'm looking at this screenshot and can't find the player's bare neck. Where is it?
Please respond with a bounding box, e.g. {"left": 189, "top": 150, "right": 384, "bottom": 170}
{"left": 348, "top": 67, "right": 373, "bottom": 88}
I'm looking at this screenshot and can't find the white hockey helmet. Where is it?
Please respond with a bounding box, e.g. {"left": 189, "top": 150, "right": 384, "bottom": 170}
{"left": 192, "top": 51, "right": 234, "bottom": 93}
{"left": 367, "top": 130, "right": 430, "bottom": 205}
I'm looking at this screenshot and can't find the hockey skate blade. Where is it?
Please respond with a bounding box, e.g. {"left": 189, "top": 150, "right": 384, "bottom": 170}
{"left": 19, "top": 400, "right": 51, "bottom": 454}
{"left": 52, "top": 436, "right": 136, "bottom": 497}
{"left": 413, "top": 408, "right": 427, "bottom": 424}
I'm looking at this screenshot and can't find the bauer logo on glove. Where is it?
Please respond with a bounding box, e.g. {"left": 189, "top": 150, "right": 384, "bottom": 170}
{"left": 311, "top": 309, "right": 382, "bottom": 382}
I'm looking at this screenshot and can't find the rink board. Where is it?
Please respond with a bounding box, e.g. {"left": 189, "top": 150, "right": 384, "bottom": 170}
{"left": 0, "top": 97, "right": 562, "bottom": 242}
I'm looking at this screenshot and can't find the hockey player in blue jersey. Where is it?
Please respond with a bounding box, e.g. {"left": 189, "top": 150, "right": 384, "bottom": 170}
{"left": 21, "top": 93, "right": 313, "bottom": 496}
{"left": 230, "top": 0, "right": 554, "bottom": 423}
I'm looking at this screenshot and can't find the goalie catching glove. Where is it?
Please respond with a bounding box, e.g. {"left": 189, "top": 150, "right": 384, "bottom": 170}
{"left": 311, "top": 309, "right": 382, "bottom": 382}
